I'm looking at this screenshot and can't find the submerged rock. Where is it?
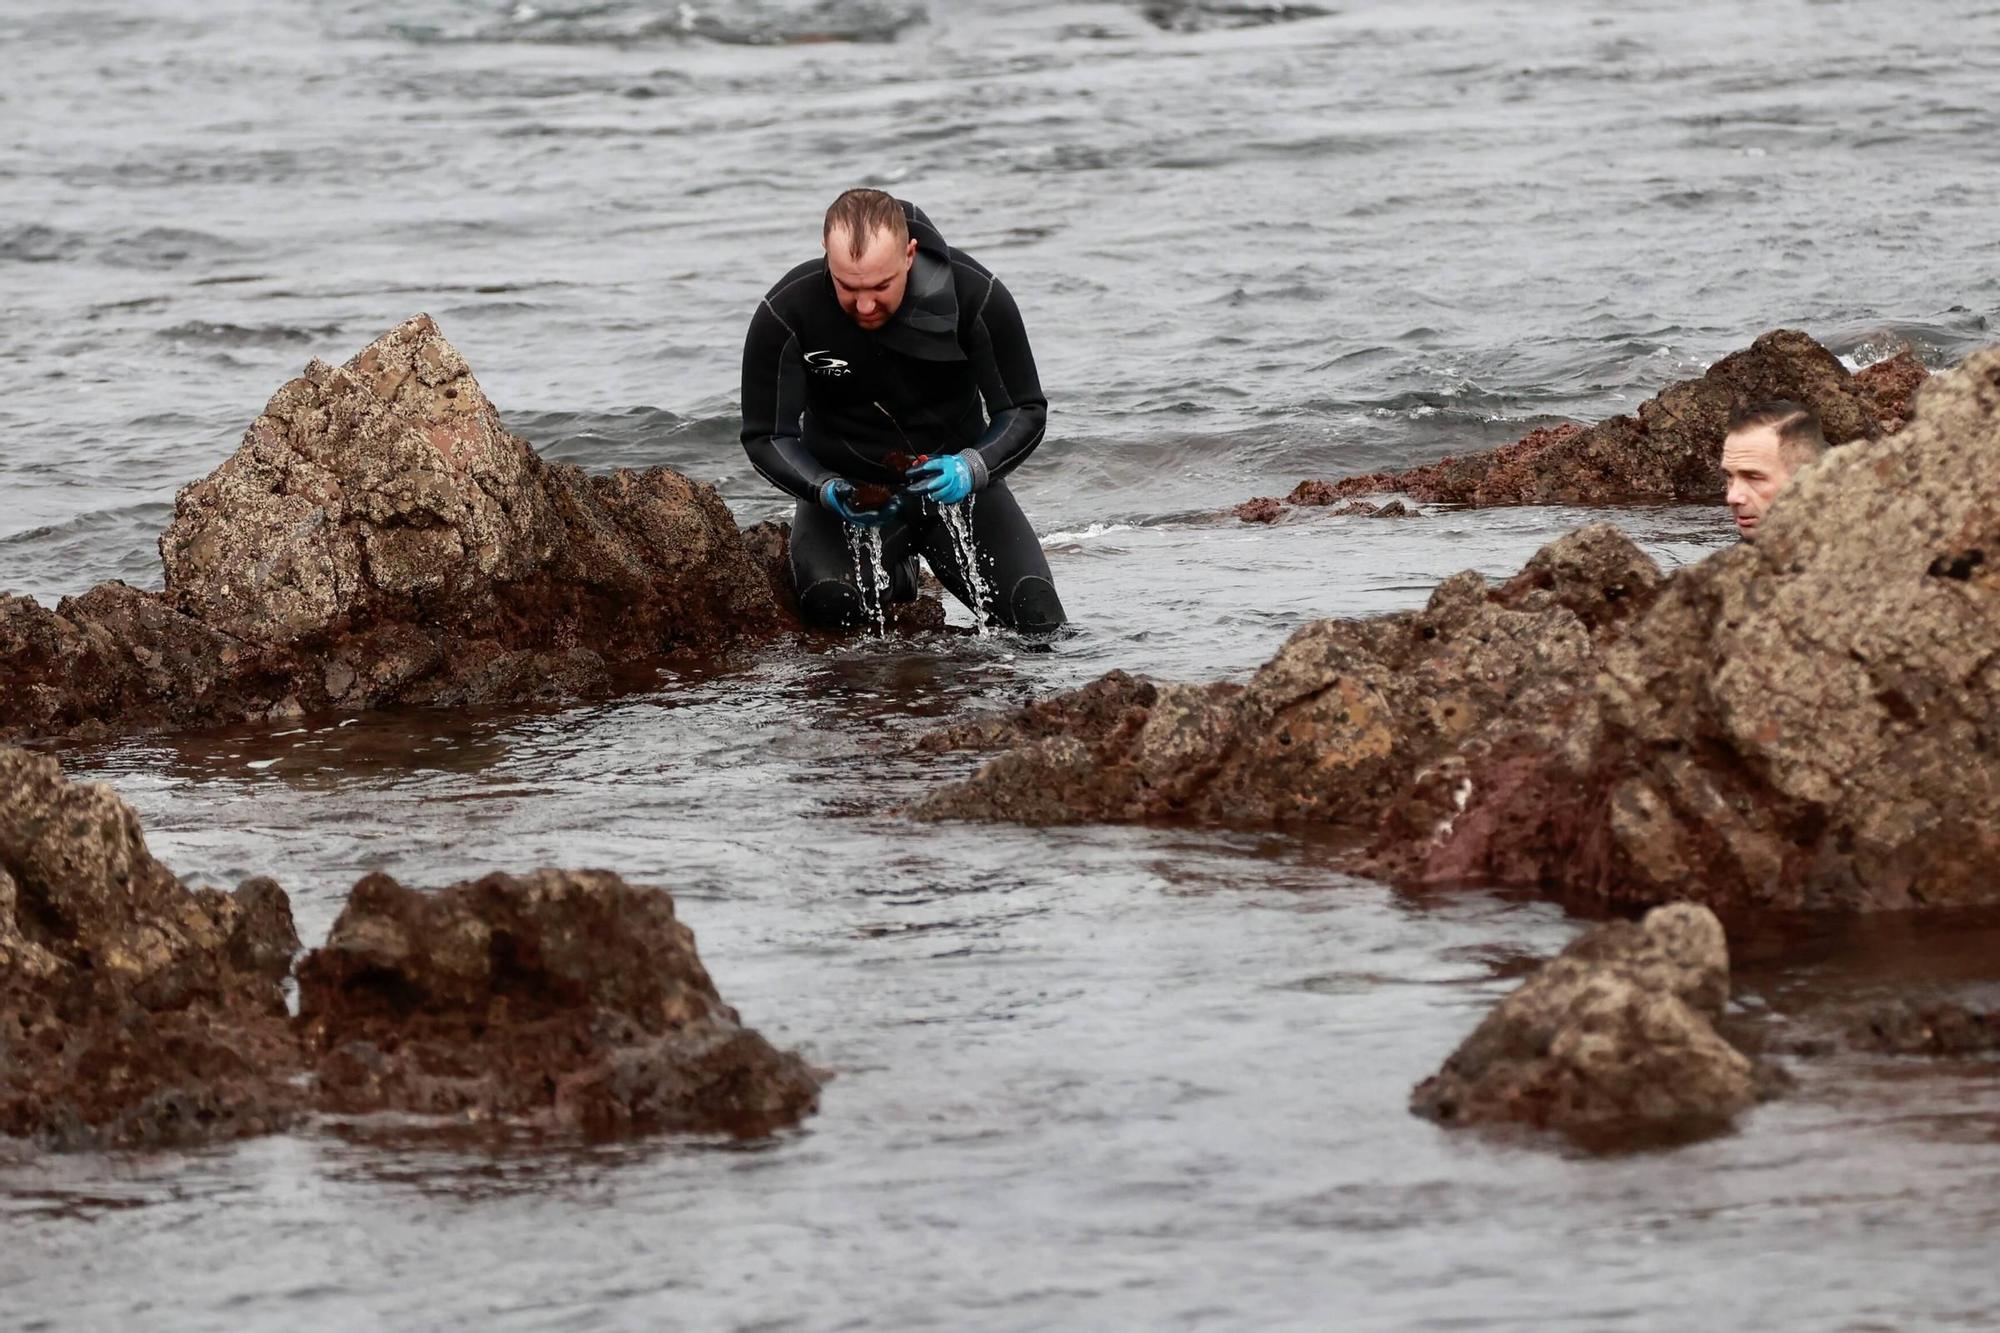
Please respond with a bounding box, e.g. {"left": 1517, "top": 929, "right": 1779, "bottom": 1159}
{"left": 1239, "top": 331, "right": 1925, "bottom": 520}
{"left": 1848, "top": 998, "right": 2000, "bottom": 1056}
{"left": 1411, "top": 904, "right": 1761, "bottom": 1146}
{"left": 1232, "top": 496, "right": 1418, "bottom": 523}
{"left": 0, "top": 747, "right": 302, "bottom": 1149}
{"left": 0, "top": 315, "right": 791, "bottom": 743}
{"left": 295, "top": 868, "right": 821, "bottom": 1139}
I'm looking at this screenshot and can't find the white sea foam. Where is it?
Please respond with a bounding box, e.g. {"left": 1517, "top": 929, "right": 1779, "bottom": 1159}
{"left": 1040, "top": 522, "right": 1135, "bottom": 545}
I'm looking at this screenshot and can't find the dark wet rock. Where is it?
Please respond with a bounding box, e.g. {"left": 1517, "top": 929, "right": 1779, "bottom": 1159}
{"left": 1411, "top": 904, "right": 1761, "bottom": 1146}
{"left": 0, "top": 747, "right": 302, "bottom": 1150}
{"left": 296, "top": 868, "right": 820, "bottom": 1139}
{"left": 0, "top": 581, "right": 305, "bottom": 741}
{"left": 1848, "top": 999, "right": 2000, "bottom": 1056}
{"left": 917, "top": 525, "right": 1657, "bottom": 826}
{"left": 1853, "top": 347, "right": 1930, "bottom": 430}
{"left": 918, "top": 669, "right": 1161, "bottom": 756}
{"left": 0, "top": 316, "right": 794, "bottom": 744}
{"left": 1244, "top": 332, "right": 1919, "bottom": 521}
{"left": 0, "top": 745, "right": 818, "bottom": 1153}
{"left": 1233, "top": 495, "right": 1286, "bottom": 525}
{"left": 741, "top": 519, "right": 801, "bottom": 620}
{"left": 1142, "top": 1, "right": 1335, "bottom": 33}
{"left": 1410, "top": 348, "right": 2000, "bottom": 912}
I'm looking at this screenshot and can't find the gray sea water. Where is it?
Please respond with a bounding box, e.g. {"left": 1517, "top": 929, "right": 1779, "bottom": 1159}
{"left": 5, "top": 1, "right": 2000, "bottom": 1328}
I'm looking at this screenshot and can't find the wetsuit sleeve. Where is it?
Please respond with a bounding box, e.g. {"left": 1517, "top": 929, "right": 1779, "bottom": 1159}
{"left": 962, "top": 273, "right": 1048, "bottom": 487}
{"left": 741, "top": 297, "right": 837, "bottom": 503}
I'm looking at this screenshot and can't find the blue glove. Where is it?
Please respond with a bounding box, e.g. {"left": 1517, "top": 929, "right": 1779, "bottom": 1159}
{"left": 903, "top": 451, "right": 979, "bottom": 506}
{"left": 820, "top": 478, "right": 899, "bottom": 528}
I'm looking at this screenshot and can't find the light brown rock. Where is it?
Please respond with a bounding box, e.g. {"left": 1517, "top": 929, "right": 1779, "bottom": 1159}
{"left": 1, "top": 316, "right": 796, "bottom": 743}
{"left": 1410, "top": 904, "right": 1759, "bottom": 1146}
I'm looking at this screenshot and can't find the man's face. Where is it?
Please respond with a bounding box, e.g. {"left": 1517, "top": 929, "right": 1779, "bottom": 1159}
{"left": 1720, "top": 424, "right": 1797, "bottom": 540}
{"left": 825, "top": 225, "right": 916, "bottom": 330}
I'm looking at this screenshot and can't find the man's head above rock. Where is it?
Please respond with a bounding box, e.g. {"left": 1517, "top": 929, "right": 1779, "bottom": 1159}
{"left": 822, "top": 187, "right": 916, "bottom": 331}
{"left": 1721, "top": 399, "right": 1826, "bottom": 541}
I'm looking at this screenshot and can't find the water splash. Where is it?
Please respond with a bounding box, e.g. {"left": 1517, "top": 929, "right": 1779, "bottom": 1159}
{"left": 844, "top": 523, "right": 889, "bottom": 634}
{"left": 940, "top": 498, "right": 992, "bottom": 636}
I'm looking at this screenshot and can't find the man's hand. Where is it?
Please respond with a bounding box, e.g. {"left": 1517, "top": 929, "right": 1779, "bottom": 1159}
{"left": 903, "top": 452, "right": 978, "bottom": 506}
{"left": 820, "top": 478, "right": 901, "bottom": 528}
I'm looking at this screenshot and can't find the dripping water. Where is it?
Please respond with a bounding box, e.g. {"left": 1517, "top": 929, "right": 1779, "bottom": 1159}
{"left": 843, "top": 523, "right": 889, "bottom": 634}
{"left": 939, "top": 497, "right": 991, "bottom": 636}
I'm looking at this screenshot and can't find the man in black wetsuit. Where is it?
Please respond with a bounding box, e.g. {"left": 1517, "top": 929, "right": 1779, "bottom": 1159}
{"left": 740, "top": 189, "right": 1066, "bottom": 633}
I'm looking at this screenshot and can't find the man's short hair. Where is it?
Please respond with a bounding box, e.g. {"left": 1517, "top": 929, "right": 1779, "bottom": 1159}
{"left": 1728, "top": 399, "right": 1827, "bottom": 470}
{"left": 823, "top": 188, "right": 908, "bottom": 258}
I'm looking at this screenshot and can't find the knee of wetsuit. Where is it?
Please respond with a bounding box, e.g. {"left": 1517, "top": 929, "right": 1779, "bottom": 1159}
{"left": 889, "top": 555, "right": 921, "bottom": 604}
{"left": 1003, "top": 576, "right": 1067, "bottom": 634}
{"left": 797, "top": 577, "right": 866, "bottom": 631}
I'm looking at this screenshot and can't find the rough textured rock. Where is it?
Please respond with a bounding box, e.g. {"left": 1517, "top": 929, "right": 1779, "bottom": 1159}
{"left": 939, "top": 347, "right": 1998, "bottom": 917}
{"left": 1853, "top": 348, "right": 1929, "bottom": 430}
{"left": 1239, "top": 332, "right": 1926, "bottom": 520}
{"left": 295, "top": 869, "right": 821, "bottom": 1139}
{"left": 1233, "top": 495, "right": 1286, "bottom": 525}
{"left": 0, "top": 747, "right": 819, "bottom": 1153}
{"left": 1414, "top": 347, "right": 2000, "bottom": 911}
{"left": 160, "top": 315, "right": 783, "bottom": 654}
{"left": 916, "top": 524, "right": 1660, "bottom": 827}
{"left": 1410, "top": 905, "right": 1760, "bottom": 1146}
{"left": 1233, "top": 495, "right": 1418, "bottom": 522}
{"left": 0, "top": 748, "right": 302, "bottom": 1149}
{"left": 1, "top": 316, "right": 793, "bottom": 743}
{"left": 1847, "top": 998, "right": 2000, "bottom": 1055}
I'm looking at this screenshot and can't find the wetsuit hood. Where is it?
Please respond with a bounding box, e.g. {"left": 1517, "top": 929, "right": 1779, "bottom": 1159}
{"left": 866, "top": 200, "right": 964, "bottom": 363}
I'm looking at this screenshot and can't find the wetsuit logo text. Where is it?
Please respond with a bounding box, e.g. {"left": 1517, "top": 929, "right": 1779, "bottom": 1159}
{"left": 804, "top": 350, "right": 851, "bottom": 377}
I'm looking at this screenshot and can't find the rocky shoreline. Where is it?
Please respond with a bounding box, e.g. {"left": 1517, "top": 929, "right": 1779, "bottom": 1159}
{"left": 5, "top": 325, "right": 1994, "bottom": 1158}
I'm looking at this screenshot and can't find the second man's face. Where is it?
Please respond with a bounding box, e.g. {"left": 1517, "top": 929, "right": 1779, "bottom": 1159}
{"left": 825, "top": 226, "right": 917, "bottom": 330}
{"left": 1719, "top": 424, "right": 1796, "bottom": 541}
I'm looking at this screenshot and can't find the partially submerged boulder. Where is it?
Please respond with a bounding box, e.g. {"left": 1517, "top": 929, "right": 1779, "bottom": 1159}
{"left": 1849, "top": 998, "right": 2000, "bottom": 1056}
{"left": 295, "top": 869, "right": 821, "bottom": 1139}
{"left": 0, "top": 747, "right": 820, "bottom": 1151}
{"left": 1233, "top": 496, "right": 1419, "bottom": 524}
{"left": 0, "top": 748, "right": 302, "bottom": 1149}
{"left": 1411, "top": 904, "right": 1762, "bottom": 1147}
{"left": 0, "top": 316, "right": 794, "bottom": 743}
{"left": 1239, "top": 332, "right": 1926, "bottom": 520}
{"left": 916, "top": 523, "right": 1660, "bottom": 828}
